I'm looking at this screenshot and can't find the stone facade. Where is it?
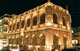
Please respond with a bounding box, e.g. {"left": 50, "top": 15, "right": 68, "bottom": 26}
{"left": 7, "top": 1, "right": 72, "bottom": 50}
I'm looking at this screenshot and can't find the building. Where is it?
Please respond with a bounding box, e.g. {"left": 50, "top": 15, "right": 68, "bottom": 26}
{"left": 7, "top": 1, "right": 72, "bottom": 50}
{"left": 72, "top": 27, "right": 80, "bottom": 46}
{"left": 0, "top": 16, "right": 9, "bottom": 49}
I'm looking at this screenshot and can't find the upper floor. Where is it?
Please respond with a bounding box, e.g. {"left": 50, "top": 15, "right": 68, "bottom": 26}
{"left": 7, "top": 1, "right": 72, "bottom": 33}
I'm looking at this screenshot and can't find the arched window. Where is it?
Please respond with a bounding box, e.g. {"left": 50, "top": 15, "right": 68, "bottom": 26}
{"left": 32, "top": 35, "right": 37, "bottom": 45}
{"left": 17, "top": 22, "right": 19, "bottom": 29}
{"left": 53, "top": 14, "right": 57, "bottom": 24}
{"left": 63, "top": 17, "right": 66, "bottom": 26}
{"left": 38, "top": 34, "right": 45, "bottom": 45}
{"left": 53, "top": 35, "right": 59, "bottom": 48}
{"left": 33, "top": 16, "right": 37, "bottom": 25}
{"left": 21, "top": 20, "right": 24, "bottom": 28}
{"left": 13, "top": 24, "right": 15, "bottom": 30}
{"left": 27, "top": 19, "right": 30, "bottom": 27}
{"left": 40, "top": 14, "right": 45, "bottom": 24}
{"left": 9, "top": 25, "right": 11, "bottom": 31}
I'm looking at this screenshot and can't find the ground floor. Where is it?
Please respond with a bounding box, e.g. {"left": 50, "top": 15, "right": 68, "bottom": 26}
{"left": 7, "top": 29, "right": 72, "bottom": 50}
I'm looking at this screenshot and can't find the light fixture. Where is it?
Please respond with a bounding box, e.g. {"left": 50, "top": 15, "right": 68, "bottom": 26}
{"left": 46, "top": 22, "right": 52, "bottom": 26}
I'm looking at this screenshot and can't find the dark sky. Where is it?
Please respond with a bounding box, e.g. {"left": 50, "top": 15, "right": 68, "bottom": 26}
{"left": 0, "top": 0, "right": 80, "bottom": 27}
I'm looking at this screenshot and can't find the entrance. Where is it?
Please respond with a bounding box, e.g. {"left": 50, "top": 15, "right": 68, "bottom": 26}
{"left": 53, "top": 35, "right": 59, "bottom": 48}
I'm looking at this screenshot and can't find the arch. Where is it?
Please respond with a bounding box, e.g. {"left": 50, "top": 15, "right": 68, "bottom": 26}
{"left": 53, "top": 35, "right": 59, "bottom": 48}
{"left": 27, "top": 19, "right": 30, "bottom": 27}
{"left": 40, "top": 14, "right": 45, "bottom": 24}
{"left": 19, "top": 36, "right": 24, "bottom": 45}
{"left": 38, "top": 34, "right": 45, "bottom": 45}
{"left": 13, "top": 24, "right": 15, "bottom": 30}
{"left": 21, "top": 20, "right": 24, "bottom": 28}
{"left": 17, "top": 22, "right": 19, "bottom": 29}
{"left": 25, "top": 36, "right": 29, "bottom": 45}
{"left": 53, "top": 14, "right": 57, "bottom": 24}
{"left": 31, "top": 35, "right": 37, "bottom": 45}
{"left": 33, "top": 16, "right": 37, "bottom": 25}
{"left": 63, "top": 17, "right": 66, "bottom": 26}
{"left": 9, "top": 25, "right": 11, "bottom": 31}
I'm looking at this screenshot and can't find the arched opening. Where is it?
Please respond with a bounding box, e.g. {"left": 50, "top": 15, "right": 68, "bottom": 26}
{"left": 17, "top": 22, "right": 19, "bottom": 29}
{"left": 53, "top": 14, "right": 57, "bottom": 24}
{"left": 9, "top": 25, "right": 11, "bottom": 31}
{"left": 38, "top": 34, "right": 45, "bottom": 45}
{"left": 27, "top": 19, "right": 30, "bottom": 27}
{"left": 32, "top": 35, "right": 37, "bottom": 45}
{"left": 25, "top": 35, "right": 29, "bottom": 45}
{"left": 53, "top": 35, "right": 59, "bottom": 48}
{"left": 63, "top": 37, "right": 67, "bottom": 48}
{"left": 33, "top": 16, "right": 37, "bottom": 25}
{"left": 13, "top": 24, "right": 15, "bottom": 30}
{"left": 63, "top": 17, "right": 66, "bottom": 26}
{"left": 40, "top": 14, "right": 45, "bottom": 24}
{"left": 19, "top": 36, "right": 24, "bottom": 45}
{"left": 21, "top": 20, "right": 24, "bottom": 28}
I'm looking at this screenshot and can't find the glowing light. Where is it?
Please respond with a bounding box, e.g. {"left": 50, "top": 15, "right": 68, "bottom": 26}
{"left": 28, "top": 45, "right": 33, "bottom": 49}
{"left": 72, "top": 30, "right": 74, "bottom": 33}
{"left": 36, "top": 46, "right": 40, "bottom": 48}
{"left": 46, "top": 46, "right": 52, "bottom": 51}
{"left": 0, "top": 47, "right": 2, "bottom": 50}
{"left": 3, "top": 44, "right": 7, "bottom": 47}
{"left": 67, "top": 27, "right": 70, "bottom": 30}
{"left": 32, "top": 35, "right": 35, "bottom": 38}
{"left": 0, "top": 40, "right": 2, "bottom": 43}
{"left": 39, "top": 34, "right": 43, "bottom": 37}
{"left": 13, "top": 44, "right": 16, "bottom": 46}
{"left": 26, "top": 35, "right": 28, "bottom": 38}
{"left": 72, "top": 40, "right": 78, "bottom": 44}
{"left": 46, "top": 22, "right": 52, "bottom": 26}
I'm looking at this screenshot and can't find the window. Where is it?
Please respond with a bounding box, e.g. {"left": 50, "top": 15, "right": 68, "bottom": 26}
{"left": 63, "top": 17, "right": 66, "bottom": 26}
{"left": 27, "top": 19, "right": 30, "bottom": 27}
{"left": 21, "top": 20, "right": 24, "bottom": 28}
{"left": 33, "top": 16, "right": 37, "bottom": 25}
{"left": 17, "top": 22, "right": 19, "bottom": 29}
{"left": 13, "top": 24, "right": 15, "bottom": 30}
{"left": 9, "top": 25, "right": 11, "bottom": 31}
{"left": 53, "top": 14, "right": 57, "bottom": 24}
{"left": 40, "top": 14, "right": 45, "bottom": 24}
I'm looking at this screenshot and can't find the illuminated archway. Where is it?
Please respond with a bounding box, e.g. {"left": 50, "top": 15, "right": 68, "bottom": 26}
{"left": 53, "top": 35, "right": 59, "bottom": 48}
{"left": 38, "top": 34, "right": 45, "bottom": 45}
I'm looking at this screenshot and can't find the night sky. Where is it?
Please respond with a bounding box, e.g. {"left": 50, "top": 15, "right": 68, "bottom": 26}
{"left": 0, "top": 0, "right": 80, "bottom": 27}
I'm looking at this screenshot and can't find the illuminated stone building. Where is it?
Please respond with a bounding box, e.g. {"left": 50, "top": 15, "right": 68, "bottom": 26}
{"left": 7, "top": 1, "right": 72, "bottom": 50}
{"left": 0, "top": 16, "right": 9, "bottom": 49}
